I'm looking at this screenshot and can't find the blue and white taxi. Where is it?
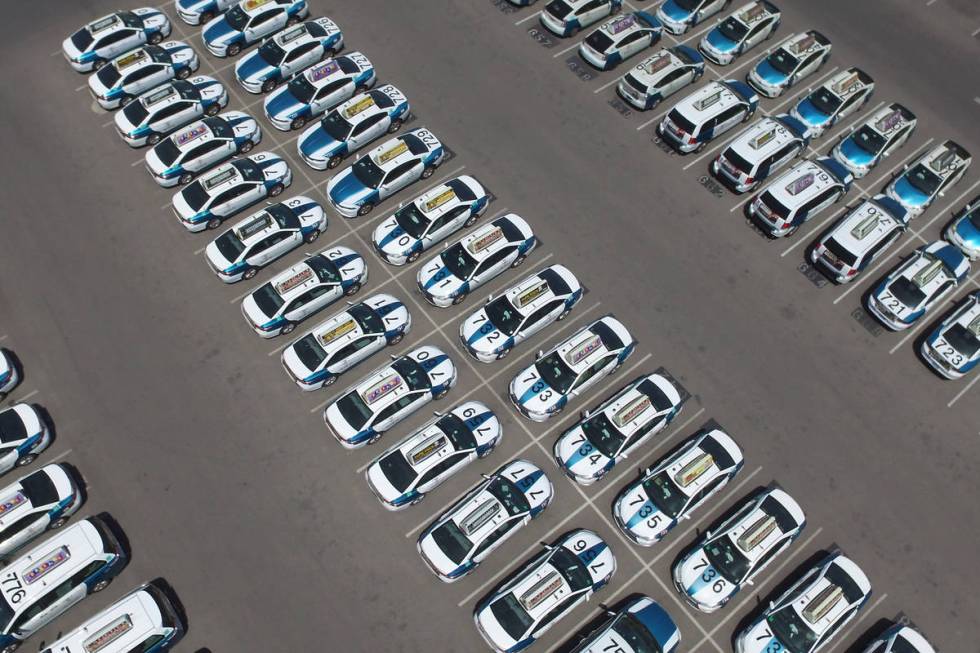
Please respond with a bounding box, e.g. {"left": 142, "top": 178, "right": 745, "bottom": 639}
{"left": 613, "top": 424, "right": 743, "bottom": 546}
{"left": 175, "top": 0, "right": 237, "bottom": 25}
{"left": 281, "top": 294, "right": 410, "bottom": 390}
{"left": 324, "top": 345, "right": 457, "bottom": 449}
{"left": 88, "top": 41, "right": 199, "bottom": 109}
{"left": 202, "top": 0, "right": 310, "bottom": 58}
{"left": 790, "top": 68, "right": 874, "bottom": 139}
{"left": 235, "top": 18, "right": 343, "bottom": 93}
{"left": 673, "top": 486, "right": 805, "bottom": 613}
{"left": 885, "top": 140, "right": 972, "bottom": 218}
{"left": 460, "top": 265, "right": 583, "bottom": 362}
{"left": 297, "top": 85, "right": 411, "bottom": 170}
{"left": 263, "top": 52, "right": 375, "bottom": 131}
{"left": 372, "top": 176, "right": 490, "bottom": 265}
{"left": 63, "top": 9, "right": 172, "bottom": 72}
{"left": 746, "top": 30, "right": 832, "bottom": 98}
{"left": 0, "top": 351, "right": 19, "bottom": 399}
{"left": 510, "top": 316, "right": 636, "bottom": 422}
{"left": 173, "top": 152, "right": 292, "bottom": 231}
{"left": 417, "top": 459, "right": 553, "bottom": 582}
{"left": 748, "top": 157, "right": 853, "bottom": 237}
{"left": 417, "top": 214, "right": 537, "bottom": 308}
{"left": 810, "top": 195, "right": 910, "bottom": 283}
{"left": 144, "top": 111, "right": 262, "bottom": 187}
{"left": 241, "top": 246, "right": 367, "bottom": 337}
{"left": 554, "top": 369, "right": 688, "bottom": 485}
{"left": 712, "top": 114, "right": 809, "bottom": 193}
{"left": 114, "top": 76, "right": 228, "bottom": 147}
{"left": 831, "top": 103, "right": 917, "bottom": 179}
{"left": 204, "top": 196, "right": 326, "bottom": 282}
{"left": 540, "top": 0, "right": 624, "bottom": 37}
{"left": 326, "top": 128, "right": 445, "bottom": 218}
{"left": 567, "top": 596, "right": 680, "bottom": 653}
{"left": 658, "top": 80, "right": 759, "bottom": 153}
{"left": 734, "top": 552, "right": 871, "bottom": 653}
{"left": 657, "top": 0, "right": 731, "bottom": 35}
{"left": 921, "top": 291, "right": 980, "bottom": 379}
{"left": 945, "top": 197, "right": 980, "bottom": 260}
{"left": 0, "top": 464, "right": 82, "bottom": 559}
{"left": 366, "top": 401, "right": 502, "bottom": 509}
{"left": 860, "top": 623, "right": 936, "bottom": 653}
{"left": 0, "top": 404, "right": 51, "bottom": 475}
{"left": 579, "top": 12, "right": 662, "bottom": 71}
{"left": 617, "top": 46, "right": 705, "bottom": 111}
{"left": 474, "top": 530, "right": 616, "bottom": 653}
{"left": 867, "top": 241, "right": 970, "bottom": 331}
{"left": 698, "top": 1, "right": 781, "bottom": 66}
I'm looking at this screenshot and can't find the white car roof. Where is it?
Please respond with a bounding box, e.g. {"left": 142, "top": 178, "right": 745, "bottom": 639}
{"left": 271, "top": 19, "right": 332, "bottom": 49}
{"left": 729, "top": 1, "right": 778, "bottom": 27}
{"left": 458, "top": 220, "right": 521, "bottom": 264}
{"left": 266, "top": 246, "right": 358, "bottom": 302}
{"left": 552, "top": 322, "right": 618, "bottom": 374}
{"left": 592, "top": 374, "right": 680, "bottom": 439}
{"left": 5, "top": 520, "right": 106, "bottom": 607}
{"left": 629, "top": 48, "right": 691, "bottom": 87}
{"left": 367, "top": 129, "right": 442, "bottom": 171}
{"left": 501, "top": 265, "right": 579, "bottom": 317}
{"left": 301, "top": 51, "right": 371, "bottom": 88}
{"left": 764, "top": 159, "right": 841, "bottom": 209}
{"left": 410, "top": 175, "right": 485, "bottom": 220}
{"left": 815, "top": 68, "right": 872, "bottom": 103}
{"left": 331, "top": 85, "right": 404, "bottom": 126}
{"left": 717, "top": 488, "right": 804, "bottom": 563}
{"left": 913, "top": 141, "right": 971, "bottom": 180}
{"left": 824, "top": 197, "right": 904, "bottom": 258}
{"left": 46, "top": 586, "right": 165, "bottom": 653}
{"left": 674, "top": 81, "right": 744, "bottom": 123}
{"left": 725, "top": 116, "right": 803, "bottom": 164}
{"left": 653, "top": 429, "right": 740, "bottom": 499}
{"left": 783, "top": 556, "right": 870, "bottom": 637}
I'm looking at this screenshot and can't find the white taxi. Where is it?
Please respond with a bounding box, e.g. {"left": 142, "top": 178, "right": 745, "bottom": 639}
{"left": 63, "top": 9, "right": 172, "bottom": 72}
{"left": 88, "top": 41, "right": 199, "bottom": 110}
{"left": 790, "top": 67, "right": 874, "bottom": 139}
{"left": 747, "top": 30, "right": 833, "bottom": 98}
{"left": 712, "top": 114, "right": 810, "bottom": 193}
{"left": 235, "top": 18, "right": 343, "bottom": 93}
{"left": 0, "top": 404, "right": 51, "bottom": 476}
{"left": 263, "top": 52, "right": 375, "bottom": 131}
{"left": 579, "top": 12, "right": 663, "bottom": 71}
{"left": 748, "top": 157, "right": 853, "bottom": 237}
{"left": 0, "top": 464, "right": 82, "bottom": 559}
{"left": 698, "top": 1, "right": 781, "bottom": 66}
{"left": 616, "top": 46, "right": 705, "bottom": 111}
{"left": 921, "top": 290, "right": 980, "bottom": 379}
{"left": 658, "top": 80, "right": 759, "bottom": 153}
{"left": 0, "top": 351, "right": 19, "bottom": 399}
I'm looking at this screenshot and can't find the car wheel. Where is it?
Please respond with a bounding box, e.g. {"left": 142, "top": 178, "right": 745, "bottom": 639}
{"left": 557, "top": 309, "right": 570, "bottom": 321}
{"left": 452, "top": 293, "right": 466, "bottom": 305}
{"left": 421, "top": 166, "right": 435, "bottom": 180}
{"left": 388, "top": 332, "right": 404, "bottom": 346}
{"left": 206, "top": 102, "right": 222, "bottom": 116}
{"left": 464, "top": 213, "right": 478, "bottom": 227}
{"left": 290, "top": 116, "right": 307, "bottom": 130}
{"left": 406, "top": 250, "right": 421, "bottom": 263}
{"left": 786, "top": 224, "right": 799, "bottom": 237}
{"left": 387, "top": 118, "right": 403, "bottom": 134}
{"left": 496, "top": 349, "right": 509, "bottom": 360}
{"left": 149, "top": 32, "right": 163, "bottom": 45}
{"left": 92, "top": 579, "right": 110, "bottom": 593}
{"left": 647, "top": 97, "right": 660, "bottom": 110}
{"left": 410, "top": 495, "right": 425, "bottom": 506}
{"left": 206, "top": 217, "right": 222, "bottom": 230}
{"left": 344, "top": 282, "right": 362, "bottom": 296}
{"left": 286, "top": 15, "right": 300, "bottom": 26}
{"left": 50, "top": 516, "right": 69, "bottom": 529}
{"left": 238, "top": 139, "right": 254, "bottom": 154}
{"left": 327, "top": 155, "right": 343, "bottom": 169}
{"left": 176, "top": 67, "right": 191, "bottom": 80}
{"left": 280, "top": 322, "right": 296, "bottom": 336}
{"left": 15, "top": 454, "right": 35, "bottom": 468}
{"left": 304, "top": 229, "right": 320, "bottom": 244}
{"left": 2, "top": 641, "right": 20, "bottom": 653}
{"left": 242, "top": 267, "right": 258, "bottom": 281}
{"left": 694, "top": 140, "right": 707, "bottom": 153}
{"left": 434, "top": 387, "right": 449, "bottom": 400}
{"left": 356, "top": 202, "right": 374, "bottom": 217}
{"left": 510, "top": 254, "right": 527, "bottom": 268}
{"left": 261, "top": 78, "right": 278, "bottom": 93}
{"left": 200, "top": 11, "right": 215, "bottom": 22}
{"left": 147, "top": 132, "right": 162, "bottom": 145}
{"left": 741, "top": 109, "right": 754, "bottom": 123}
{"left": 92, "top": 58, "right": 107, "bottom": 71}
{"left": 323, "top": 375, "right": 337, "bottom": 387}
{"left": 269, "top": 183, "right": 284, "bottom": 197}
{"left": 178, "top": 172, "right": 194, "bottom": 185}
{"left": 227, "top": 43, "right": 241, "bottom": 57}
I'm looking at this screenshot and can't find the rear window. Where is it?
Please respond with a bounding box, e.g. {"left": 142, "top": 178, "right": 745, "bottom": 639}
{"left": 379, "top": 452, "right": 417, "bottom": 493}
{"left": 585, "top": 31, "right": 614, "bottom": 53}
{"left": 19, "top": 470, "right": 59, "bottom": 506}
{"left": 758, "top": 191, "right": 790, "bottom": 218}
{"left": 592, "top": 321, "right": 624, "bottom": 351}
{"left": 431, "top": 521, "right": 472, "bottom": 565}
{"left": 823, "top": 237, "right": 858, "bottom": 267}
{"left": 153, "top": 138, "right": 182, "bottom": 167}
{"left": 723, "top": 148, "right": 754, "bottom": 174}
{"left": 336, "top": 56, "right": 360, "bottom": 74}
{"left": 825, "top": 562, "right": 864, "bottom": 603}
{"left": 760, "top": 495, "right": 799, "bottom": 532}
{"left": 0, "top": 409, "right": 27, "bottom": 444}
{"left": 698, "top": 433, "right": 735, "bottom": 470}
{"left": 539, "top": 268, "right": 571, "bottom": 296}
{"left": 636, "top": 379, "right": 673, "bottom": 412}
{"left": 667, "top": 109, "right": 696, "bottom": 134}
{"left": 445, "top": 178, "right": 477, "bottom": 202}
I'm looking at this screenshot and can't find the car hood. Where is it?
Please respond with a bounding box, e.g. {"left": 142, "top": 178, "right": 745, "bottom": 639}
{"left": 418, "top": 260, "right": 465, "bottom": 298}
{"left": 739, "top": 620, "right": 787, "bottom": 653}
{"left": 236, "top": 52, "right": 276, "bottom": 82}
{"left": 510, "top": 368, "right": 562, "bottom": 415}
{"left": 677, "top": 548, "right": 735, "bottom": 606}
{"left": 753, "top": 59, "right": 788, "bottom": 85}
{"left": 373, "top": 217, "right": 415, "bottom": 257}
{"left": 705, "top": 29, "right": 738, "bottom": 52}
{"left": 794, "top": 99, "right": 830, "bottom": 126}
{"left": 891, "top": 176, "right": 931, "bottom": 207}
{"left": 299, "top": 125, "right": 343, "bottom": 159}
{"left": 461, "top": 311, "right": 507, "bottom": 355}
{"left": 555, "top": 427, "right": 612, "bottom": 480}
{"left": 837, "top": 137, "right": 876, "bottom": 167}
{"left": 616, "top": 483, "right": 669, "bottom": 540}
{"left": 265, "top": 89, "right": 305, "bottom": 119}
{"left": 659, "top": 0, "right": 693, "bottom": 21}
{"left": 327, "top": 170, "right": 375, "bottom": 207}
{"left": 953, "top": 214, "right": 980, "bottom": 248}
{"left": 203, "top": 17, "right": 239, "bottom": 45}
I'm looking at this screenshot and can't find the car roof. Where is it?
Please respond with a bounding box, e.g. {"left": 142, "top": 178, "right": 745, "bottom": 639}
{"left": 774, "top": 30, "right": 831, "bottom": 58}
{"left": 368, "top": 130, "right": 440, "bottom": 170}
{"left": 46, "top": 586, "right": 165, "bottom": 653}
{"left": 412, "top": 175, "right": 483, "bottom": 218}
{"left": 720, "top": 488, "right": 804, "bottom": 562}
{"left": 913, "top": 140, "right": 971, "bottom": 179}
{"left": 861, "top": 103, "right": 916, "bottom": 140}
{"left": 595, "top": 373, "right": 682, "bottom": 437}
{"left": 629, "top": 48, "right": 688, "bottom": 85}
{"left": 653, "top": 428, "right": 740, "bottom": 498}
{"left": 726, "top": 116, "right": 806, "bottom": 162}
{"left": 816, "top": 67, "right": 873, "bottom": 102}
{"left": 5, "top": 520, "right": 107, "bottom": 605}
{"left": 729, "top": 1, "right": 779, "bottom": 27}
{"left": 271, "top": 21, "right": 322, "bottom": 48}
{"left": 825, "top": 196, "right": 906, "bottom": 256}
{"left": 674, "top": 81, "right": 750, "bottom": 122}
{"left": 503, "top": 265, "right": 579, "bottom": 316}
{"left": 765, "top": 159, "right": 844, "bottom": 207}
{"left": 302, "top": 52, "right": 370, "bottom": 86}
{"left": 783, "top": 555, "right": 870, "bottom": 634}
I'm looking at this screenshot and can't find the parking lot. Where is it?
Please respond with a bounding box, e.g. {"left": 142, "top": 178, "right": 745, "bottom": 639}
{"left": 0, "top": 0, "right": 978, "bottom": 651}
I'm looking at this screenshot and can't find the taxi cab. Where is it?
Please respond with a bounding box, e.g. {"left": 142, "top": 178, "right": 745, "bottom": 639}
{"left": 616, "top": 46, "right": 705, "bottom": 111}
{"left": 0, "top": 464, "right": 82, "bottom": 560}
{"left": 87, "top": 41, "right": 199, "bottom": 110}
{"left": 831, "top": 103, "right": 917, "bottom": 179}
{"left": 658, "top": 80, "right": 759, "bottom": 153}
{"left": 63, "top": 9, "right": 171, "bottom": 72}
{"left": 711, "top": 114, "right": 809, "bottom": 193}
{"left": 263, "top": 52, "right": 375, "bottom": 131}
{"left": 698, "top": 1, "right": 781, "bottom": 66}
{"left": 748, "top": 157, "right": 853, "bottom": 237}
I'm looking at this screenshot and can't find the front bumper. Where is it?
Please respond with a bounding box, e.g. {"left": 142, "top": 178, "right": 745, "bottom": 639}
{"left": 920, "top": 341, "right": 965, "bottom": 379}
{"left": 698, "top": 42, "right": 736, "bottom": 65}
{"left": 865, "top": 294, "right": 910, "bottom": 331}
{"left": 810, "top": 249, "right": 853, "bottom": 284}
{"left": 508, "top": 388, "right": 550, "bottom": 422}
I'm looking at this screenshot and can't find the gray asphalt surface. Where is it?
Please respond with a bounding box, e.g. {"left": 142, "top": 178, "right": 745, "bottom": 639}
{"left": 0, "top": 0, "right": 978, "bottom": 651}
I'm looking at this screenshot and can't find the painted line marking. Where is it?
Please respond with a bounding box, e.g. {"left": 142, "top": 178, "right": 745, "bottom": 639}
{"left": 9, "top": 389, "right": 38, "bottom": 403}
{"left": 948, "top": 372, "right": 980, "bottom": 407}
{"left": 515, "top": 13, "right": 539, "bottom": 26}
{"left": 552, "top": 41, "right": 582, "bottom": 58}
{"left": 594, "top": 76, "right": 622, "bottom": 94}
{"left": 46, "top": 448, "right": 74, "bottom": 464}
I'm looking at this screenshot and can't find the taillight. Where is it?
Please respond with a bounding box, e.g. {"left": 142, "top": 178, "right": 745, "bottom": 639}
{"left": 744, "top": 176, "right": 754, "bottom": 184}
{"left": 688, "top": 137, "right": 697, "bottom": 145}
{"left": 846, "top": 269, "right": 857, "bottom": 276}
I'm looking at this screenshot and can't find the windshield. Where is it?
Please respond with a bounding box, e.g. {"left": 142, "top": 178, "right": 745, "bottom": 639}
{"left": 379, "top": 451, "right": 417, "bottom": 493}
{"left": 550, "top": 548, "right": 592, "bottom": 591}
{"left": 96, "top": 62, "right": 122, "bottom": 87}
{"left": 490, "top": 595, "right": 534, "bottom": 642}
{"left": 351, "top": 157, "right": 386, "bottom": 189}
{"left": 287, "top": 76, "right": 317, "bottom": 104}
{"left": 349, "top": 303, "right": 383, "bottom": 334}
{"left": 611, "top": 613, "right": 665, "bottom": 653}
{"left": 767, "top": 48, "right": 799, "bottom": 75}
{"left": 214, "top": 229, "right": 246, "bottom": 262}
{"left": 258, "top": 39, "right": 286, "bottom": 66}
{"left": 391, "top": 357, "right": 430, "bottom": 391}
{"left": 673, "top": 0, "right": 702, "bottom": 9}
{"left": 718, "top": 17, "right": 749, "bottom": 42}
{"left": 944, "top": 323, "right": 980, "bottom": 357}
{"left": 581, "top": 413, "right": 625, "bottom": 459}
{"left": 293, "top": 333, "right": 327, "bottom": 370}
{"left": 487, "top": 477, "right": 531, "bottom": 516}
{"left": 642, "top": 472, "right": 687, "bottom": 518}
{"left": 767, "top": 609, "right": 817, "bottom": 653}
{"left": 307, "top": 257, "right": 341, "bottom": 284}
{"left": 154, "top": 138, "right": 182, "bottom": 166}
{"left": 437, "top": 414, "right": 478, "bottom": 450}
{"left": 318, "top": 111, "right": 354, "bottom": 142}
{"left": 122, "top": 99, "right": 150, "bottom": 125}
{"left": 441, "top": 243, "right": 479, "bottom": 280}
{"left": 252, "top": 282, "right": 285, "bottom": 318}
{"left": 905, "top": 164, "right": 942, "bottom": 196}
{"left": 224, "top": 6, "right": 249, "bottom": 31}
{"left": 484, "top": 296, "right": 523, "bottom": 336}
{"left": 585, "top": 31, "right": 614, "bottom": 53}
{"left": 431, "top": 520, "right": 473, "bottom": 565}
{"left": 888, "top": 277, "right": 926, "bottom": 308}
{"left": 335, "top": 392, "right": 373, "bottom": 430}
{"left": 808, "top": 87, "right": 843, "bottom": 115}
{"left": 534, "top": 352, "right": 577, "bottom": 395}
{"left": 181, "top": 183, "right": 210, "bottom": 212}
{"left": 850, "top": 126, "right": 887, "bottom": 155}
{"left": 703, "top": 536, "right": 752, "bottom": 583}
{"left": 71, "top": 27, "right": 95, "bottom": 51}
{"left": 393, "top": 202, "right": 431, "bottom": 239}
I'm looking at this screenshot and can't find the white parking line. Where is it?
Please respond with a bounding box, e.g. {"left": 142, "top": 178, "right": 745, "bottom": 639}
{"left": 681, "top": 137, "right": 729, "bottom": 171}
{"left": 729, "top": 195, "right": 752, "bottom": 213}
{"left": 888, "top": 299, "right": 954, "bottom": 354}
{"left": 515, "top": 12, "right": 539, "bottom": 26}
{"left": 8, "top": 389, "right": 38, "bottom": 403}
{"left": 593, "top": 76, "right": 623, "bottom": 94}
{"left": 130, "top": 157, "right": 145, "bottom": 167}
{"left": 75, "top": 83, "right": 88, "bottom": 92}
{"left": 46, "top": 448, "right": 75, "bottom": 464}
{"left": 552, "top": 41, "right": 582, "bottom": 58}
{"left": 822, "top": 593, "right": 888, "bottom": 653}
{"left": 948, "top": 372, "right": 980, "bottom": 407}
{"left": 0, "top": 334, "right": 7, "bottom": 342}
{"left": 636, "top": 107, "right": 671, "bottom": 131}
{"left": 833, "top": 178, "right": 980, "bottom": 305}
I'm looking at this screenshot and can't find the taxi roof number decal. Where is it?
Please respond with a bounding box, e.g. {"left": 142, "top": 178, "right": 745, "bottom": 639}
{"left": 377, "top": 141, "right": 409, "bottom": 165}
{"left": 786, "top": 172, "right": 815, "bottom": 196}
{"left": 83, "top": 614, "right": 134, "bottom": 653}
{"left": 342, "top": 95, "right": 376, "bottom": 119}
{"left": 23, "top": 545, "right": 71, "bottom": 585}
{"left": 515, "top": 279, "right": 550, "bottom": 309}
{"left": 467, "top": 227, "right": 504, "bottom": 255}
{"left": 410, "top": 434, "right": 448, "bottom": 466}
{"left": 237, "top": 213, "right": 272, "bottom": 240}
{"left": 802, "top": 585, "right": 844, "bottom": 624}
{"left": 520, "top": 571, "right": 563, "bottom": 612}
{"left": 0, "top": 491, "right": 28, "bottom": 517}
{"left": 308, "top": 60, "right": 340, "bottom": 82}
{"left": 317, "top": 318, "right": 357, "bottom": 346}
{"left": 363, "top": 373, "right": 403, "bottom": 405}
{"left": 613, "top": 395, "right": 652, "bottom": 429}
{"left": 462, "top": 500, "right": 502, "bottom": 536}
{"left": 424, "top": 188, "right": 456, "bottom": 212}
{"left": 736, "top": 515, "right": 778, "bottom": 552}
{"left": 564, "top": 333, "right": 603, "bottom": 367}
{"left": 203, "top": 167, "right": 237, "bottom": 190}
{"left": 674, "top": 452, "right": 714, "bottom": 488}
{"left": 275, "top": 267, "right": 314, "bottom": 295}
{"left": 175, "top": 123, "right": 209, "bottom": 146}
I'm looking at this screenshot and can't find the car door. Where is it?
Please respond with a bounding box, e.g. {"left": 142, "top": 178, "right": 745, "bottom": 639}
{"left": 470, "top": 247, "right": 517, "bottom": 290}
{"left": 713, "top": 106, "right": 744, "bottom": 138}
{"left": 743, "top": 19, "right": 772, "bottom": 51}
{"left": 326, "top": 335, "right": 382, "bottom": 373}
{"left": 835, "top": 92, "right": 863, "bottom": 124}
{"left": 375, "top": 394, "right": 420, "bottom": 431}
{"left": 282, "top": 42, "right": 321, "bottom": 76}
{"left": 795, "top": 52, "right": 822, "bottom": 83}
{"left": 95, "top": 29, "right": 137, "bottom": 57}
{"left": 516, "top": 299, "right": 565, "bottom": 344}
{"left": 151, "top": 101, "right": 191, "bottom": 132}
{"left": 123, "top": 64, "right": 165, "bottom": 91}
{"left": 288, "top": 283, "right": 340, "bottom": 322}
{"left": 347, "top": 113, "right": 389, "bottom": 152}
{"left": 618, "top": 31, "right": 648, "bottom": 61}
{"left": 577, "top": 1, "right": 606, "bottom": 28}
{"left": 245, "top": 9, "right": 285, "bottom": 43}
{"left": 215, "top": 183, "right": 256, "bottom": 216}
{"left": 312, "top": 79, "right": 353, "bottom": 115}
{"left": 424, "top": 205, "right": 471, "bottom": 246}
{"left": 380, "top": 161, "right": 421, "bottom": 200}
{"left": 249, "top": 231, "right": 293, "bottom": 266}
{"left": 658, "top": 68, "right": 688, "bottom": 98}
{"left": 187, "top": 139, "right": 232, "bottom": 170}
{"left": 570, "top": 355, "right": 614, "bottom": 397}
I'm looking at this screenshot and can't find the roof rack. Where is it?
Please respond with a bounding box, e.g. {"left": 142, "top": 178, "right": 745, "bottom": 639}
{"left": 675, "top": 452, "right": 714, "bottom": 488}
{"left": 736, "top": 515, "right": 778, "bottom": 552}
{"left": 802, "top": 585, "right": 844, "bottom": 623}
{"left": 613, "top": 395, "right": 652, "bottom": 429}
{"left": 520, "top": 571, "right": 563, "bottom": 612}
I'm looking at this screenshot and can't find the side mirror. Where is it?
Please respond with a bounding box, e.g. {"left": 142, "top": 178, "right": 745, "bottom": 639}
{"left": 345, "top": 300, "right": 353, "bottom": 306}
{"left": 432, "top": 410, "right": 443, "bottom": 417}
{"left": 939, "top": 191, "right": 946, "bottom": 198}
{"left": 390, "top": 354, "right": 398, "bottom": 360}
{"left": 536, "top": 349, "right": 544, "bottom": 359}
{"left": 746, "top": 579, "right": 755, "bottom": 586}
{"left": 304, "top": 252, "right": 312, "bottom": 257}
{"left": 769, "top": 600, "right": 776, "bottom": 610}
{"left": 540, "top": 542, "right": 554, "bottom": 550}
{"left": 487, "top": 294, "right": 494, "bottom": 302}
{"left": 580, "top": 409, "right": 590, "bottom": 419}
{"left": 481, "top": 473, "right": 491, "bottom": 480}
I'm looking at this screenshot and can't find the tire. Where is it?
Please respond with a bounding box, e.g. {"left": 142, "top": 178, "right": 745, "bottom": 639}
{"left": 92, "top": 579, "right": 110, "bottom": 593}
{"left": 356, "top": 202, "right": 374, "bottom": 217}
{"left": 421, "top": 166, "right": 435, "bottom": 180}
{"left": 291, "top": 116, "right": 307, "bottom": 130}
{"left": 149, "top": 32, "right": 163, "bottom": 45}
{"left": 434, "top": 388, "right": 449, "bottom": 400}
{"left": 268, "top": 183, "right": 284, "bottom": 197}
{"left": 510, "top": 254, "right": 527, "bottom": 268}
{"left": 496, "top": 348, "right": 509, "bottom": 360}
{"left": 304, "top": 229, "right": 320, "bottom": 244}
{"left": 693, "top": 140, "right": 707, "bottom": 153}
{"left": 322, "top": 375, "right": 337, "bottom": 387}
{"left": 176, "top": 67, "right": 191, "bottom": 80}
{"left": 280, "top": 322, "right": 296, "bottom": 336}
{"left": 200, "top": 11, "right": 215, "bottom": 23}
{"left": 286, "top": 16, "right": 300, "bottom": 26}
{"left": 557, "top": 309, "right": 570, "bottom": 321}
{"left": 15, "top": 454, "right": 35, "bottom": 468}
{"left": 50, "top": 516, "right": 69, "bottom": 529}
{"left": 464, "top": 213, "right": 478, "bottom": 227}
{"left": 178, "top": 172, "right": 194, "bottom": 185}
{"left": 238, "top": 139, "right": 254, "bottom": 154}
{"left": 388, "top": 332, "right": 404, "bottom": 346}
{"left": 242, "top": 267, "right": 258, "bottom": 281}
{"left": 327, "top": 155, "right": 343, "bottom": 169}
{"left": 205, "top": 103, "right": 221, "bottom": 117}
{"left": 344, "top": 282, "right": 361, "bottom": 296}
{"left": 452, "top": 293, "right": 466, "bottom": 305}
{"left": 406, "top": 250, "right": 421, "bottom": 264}
{"left": 147, "top": 132, "right": 162, "bottom": 145}
{"left": 387, "top": 118, "right": 403, "bottom": 134}
{"left": 2, "top": 641, "right": 20, "bottom": 653}
{"left": 227, "top": 43, "right": 241, "bottom": 57}
{"left": 367, "top": 433, "right": 382, "bottom": 445}
{"left": 261, "top": 78, "right": 278, "bottom": 93}
{"left": 92, "top": 58, "right": 107, "bottom": 71}
{"left": 206, "top": 217, "right": 222, "bottom": 230}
